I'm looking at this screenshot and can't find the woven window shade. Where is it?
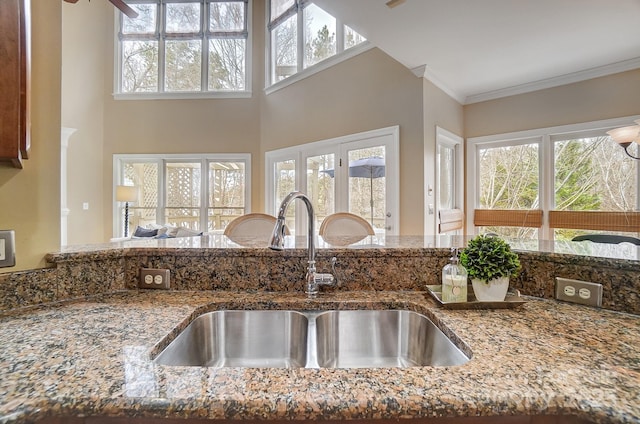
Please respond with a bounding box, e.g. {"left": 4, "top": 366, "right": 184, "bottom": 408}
{"left": 474, "top": 209, "right": 543, "bottom": 228}
{"left": 438, "top": 208, "right": 464, "bottom": 233}
{"left": 549, "top": 211, "right": 640, "bottom": 232}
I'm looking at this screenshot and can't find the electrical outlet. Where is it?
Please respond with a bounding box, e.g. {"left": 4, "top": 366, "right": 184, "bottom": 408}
{"left": 555, "top": 277, "right": 602, "bottom": 307}
{"left": 140, "top": 268, "right": 170, "bottom": 289}
{"left": 0, "top": 230, "right": 16, "bottom": 268}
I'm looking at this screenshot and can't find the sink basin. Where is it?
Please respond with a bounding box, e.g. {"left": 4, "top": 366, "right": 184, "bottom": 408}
{"left": 154, "top": 310, "right": 308, "bottom": 368}
{"left": 154, "top": 309, "right": 469, "bottom": 368}
{"left": 314, "top": 310, "right": 469, "bottom": 368}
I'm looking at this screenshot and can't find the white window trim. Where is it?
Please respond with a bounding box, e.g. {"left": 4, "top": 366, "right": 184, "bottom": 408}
{"left": 265, "top": 126, "right": 400, "bottom": 235}
{"left": 435, "top": 126, "right": 464, "bottom": 234}
{"left": 264, "top": 0, "right": 372, "bottom": 95}
{"left": 113, "top": 1, "right": 253, "bottom": 100}
{"left": 264, "top": 41, "right": 372, "bottom": 95}
{"left": 113, "top": 153, "right": 251, "bottom": 237}
{"left": 465, "top": 116, "right": 640, "bottom": 237}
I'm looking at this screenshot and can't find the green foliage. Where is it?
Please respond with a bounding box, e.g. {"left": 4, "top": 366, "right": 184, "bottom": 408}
{"left": 554, "top": 140, "right": 601, "bottom": 210}
{"left": 460, "top": 235, "right": 521, "bottom": 282}
{"left": 312, "top": 25, "right": 335, "bottom": 60}
{"left": 479, "top": 144, "right": 539, "bottom": 209}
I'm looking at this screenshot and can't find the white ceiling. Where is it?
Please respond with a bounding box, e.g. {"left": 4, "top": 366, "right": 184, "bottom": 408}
{"left": 312, "top": 0, "right": 640, "bottom": 104}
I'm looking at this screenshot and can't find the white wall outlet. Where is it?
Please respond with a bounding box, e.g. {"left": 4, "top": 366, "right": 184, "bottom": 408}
{"left": 555, "top": 277, "right": 602, "bottom": 307}
{"left": 0, "top": 230, "right": 16, "bottom": 268}
{"left": 140, "top": 268, "right": 170, "bottom": 289}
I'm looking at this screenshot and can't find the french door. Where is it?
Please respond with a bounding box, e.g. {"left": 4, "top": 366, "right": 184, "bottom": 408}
{"left": 266, "top": 126, "right": 399, "bottom": 236}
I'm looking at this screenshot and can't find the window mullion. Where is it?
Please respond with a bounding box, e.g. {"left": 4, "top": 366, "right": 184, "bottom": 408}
{"left": 158, "top": 2, "right": 166, "bottom": 93}
{"left": 201, "top": 159, "right": 208, "bottom": 232}
{"left": 296, "top": 5, "right": 303, "bottom": 73}
{"left": 336, "top": 20, "right": 344, "bottom": 54}
{"left": 159, "top": 159, "right": 167, "bottom": 225}
{"left": 202, "top": 1, "right": 209, "bottom": 91}
{"left": 540, "top": 135, "right": 553, "bottom": 241}
{"left": 636, "top": 157, "right": 640, "bottom": 211}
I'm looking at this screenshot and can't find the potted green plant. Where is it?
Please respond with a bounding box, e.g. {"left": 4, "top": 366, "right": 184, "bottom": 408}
{"left": 459, "top": 234, "right": 521, "bottom": 301}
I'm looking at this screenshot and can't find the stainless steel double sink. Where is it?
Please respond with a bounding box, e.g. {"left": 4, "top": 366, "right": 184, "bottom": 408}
{"left": 154, "top": 309, "right": 470, "bottom": 368}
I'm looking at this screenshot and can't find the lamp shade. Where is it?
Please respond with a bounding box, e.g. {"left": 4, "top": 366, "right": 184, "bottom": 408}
{"left": 607, "top": 125, "right": 640, "bottom": 145}
{"left": 116, "top": 185, "right": 138, "bottom": 203}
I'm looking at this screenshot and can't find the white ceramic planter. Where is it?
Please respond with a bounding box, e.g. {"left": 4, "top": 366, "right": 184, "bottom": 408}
{"left": 471, "top": 276, "right": 510, "bottom": 301}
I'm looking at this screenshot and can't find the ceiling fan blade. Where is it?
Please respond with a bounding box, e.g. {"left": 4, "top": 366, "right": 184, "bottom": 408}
{"left": 108, "top": 0, "right": 139, "bottom": 19}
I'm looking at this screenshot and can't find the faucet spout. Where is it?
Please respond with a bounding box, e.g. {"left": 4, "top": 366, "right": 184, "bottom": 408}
{"left": 269, "top": 191, "right": 334, "bottom": 297}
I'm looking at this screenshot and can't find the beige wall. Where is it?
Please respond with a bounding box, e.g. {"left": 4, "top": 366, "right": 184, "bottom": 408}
{"left": 260, "top": 48, "right": 425, "bottom": 234}
{"left": 62, "top": 0, "right": 109, "bottom": 245}
{"left": 0, "top": 0, "right": 61, "bottom": 272}
{"left": 464, "top": 69, "right": 640, "bottom": 138}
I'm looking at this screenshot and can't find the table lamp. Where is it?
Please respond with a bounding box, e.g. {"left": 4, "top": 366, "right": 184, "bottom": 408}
{"left": 116, "top": 185, "right": 138, "bottom": 237}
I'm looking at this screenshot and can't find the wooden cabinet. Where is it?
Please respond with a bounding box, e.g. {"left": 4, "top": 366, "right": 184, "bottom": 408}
{"left": 0, "top": 0, "right": 31, "bottom": 168}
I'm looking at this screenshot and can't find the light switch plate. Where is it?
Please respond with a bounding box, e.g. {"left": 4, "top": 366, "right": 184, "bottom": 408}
{"left": 0, "top": 230, "right": 16, "bottom": 268}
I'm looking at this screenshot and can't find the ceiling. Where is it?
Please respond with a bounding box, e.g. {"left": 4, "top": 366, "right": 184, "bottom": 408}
{"left": 312, "top": 0, "right": 640, "bottom": 104}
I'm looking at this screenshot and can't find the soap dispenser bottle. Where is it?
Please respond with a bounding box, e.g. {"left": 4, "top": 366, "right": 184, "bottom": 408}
{"left": 441, "top": 247, "right": 468, "bottom": 303}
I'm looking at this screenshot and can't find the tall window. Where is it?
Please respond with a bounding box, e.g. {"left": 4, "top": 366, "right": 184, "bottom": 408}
{"left": 114, "top": 154, "right": 251, "bottom": 236}
{"left": 467, "top": 117, "right": 640, "bottom": 241}
{"left": 476, "top": 139, "right": 540, "bottom": 239}
{"left": 552, "top": 132, "right": 638, "bottom": 240}
{"left": 268, "top": 0, "right": 366, "bottom": 85}
{"left": 116, "top": 0, "right": 251, "bottom": 97}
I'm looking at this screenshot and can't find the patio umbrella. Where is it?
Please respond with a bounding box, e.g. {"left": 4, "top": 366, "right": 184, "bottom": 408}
{"left": 321, "top": 156, "right": 385, "bottom": 225}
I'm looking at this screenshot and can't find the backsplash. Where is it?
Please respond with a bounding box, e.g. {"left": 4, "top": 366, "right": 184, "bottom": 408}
{"left": 0, "top": 238, "right": 638, "bottom": 315}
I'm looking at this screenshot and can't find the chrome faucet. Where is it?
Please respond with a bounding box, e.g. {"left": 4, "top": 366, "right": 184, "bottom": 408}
{"left": 269, "top": 191, "right": 335, "bottom": 297}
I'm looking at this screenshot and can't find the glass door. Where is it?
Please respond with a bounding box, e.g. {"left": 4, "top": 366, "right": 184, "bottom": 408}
{"left": 274, "top": 158, "right": 297, "bottom": 233}
{"left": 339, "top": 131, "right": 398, "bottom": 235}
{"left": 306, "top": 154, "right": 335, "bottom": 232}
{"left": 437, "top": 144, "right": 455, "bottom": 211}
{"left": 265, "top": 126, "right": 399, "bottom": 236}
{"left": 435, "top": 127, "right": 464, "bottom": 235}
{"left": 345, "top": 146, "right": 386, "bottom": 231}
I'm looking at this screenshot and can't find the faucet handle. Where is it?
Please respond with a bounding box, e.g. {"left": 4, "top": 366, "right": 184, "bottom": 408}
{"left": 330, "top": 257, "right": 339, "bottom": 286}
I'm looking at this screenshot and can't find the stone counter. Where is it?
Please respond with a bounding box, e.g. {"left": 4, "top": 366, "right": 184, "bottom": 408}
{"left": 1, "top": 235, "right": 637, "bottom": 315}
{"left": 0, "top": 290, "right": 638, "bottom": 424}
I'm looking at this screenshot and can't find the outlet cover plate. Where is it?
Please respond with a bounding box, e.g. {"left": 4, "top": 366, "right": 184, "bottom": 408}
{"left": 0, "top": 230, "right": 16, "bottom": 268}
{"left": 555, "top": 277, "right": 602, "bottom": 307}
{"left": 140, "top": 268, "right": 170, "bottom": 289}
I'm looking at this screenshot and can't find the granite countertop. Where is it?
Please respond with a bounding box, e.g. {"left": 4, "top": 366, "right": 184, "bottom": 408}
{"left": 0, "top": 290, "right": 638, "bottom": 424}
{"left": 48, "top": 234, "right": 640, "bottom": 263}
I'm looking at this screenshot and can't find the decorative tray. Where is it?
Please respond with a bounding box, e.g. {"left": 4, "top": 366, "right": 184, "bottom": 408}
{"left": 426, "top": 285, "right": 527, "bottom": 309}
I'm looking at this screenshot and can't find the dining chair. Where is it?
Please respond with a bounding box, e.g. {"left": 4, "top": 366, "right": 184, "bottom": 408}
{"left": 224, "top": 213, "right": 289, "bottom": 246}
{"left": 319, "top": 212, "right": 375, "bottom": 246}
{"left": 571, "top": 234, "right": 640, "bottom": 245}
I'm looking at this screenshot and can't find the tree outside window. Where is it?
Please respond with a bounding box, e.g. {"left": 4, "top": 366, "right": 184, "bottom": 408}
{"left": 474, "top": 128, "right": 639, "bottom": 241}
{"left": 118, "top": 1, "right": 249, "bottom": 95}
{"left": 268, "top": 1, "right": 365, "bottom": 85}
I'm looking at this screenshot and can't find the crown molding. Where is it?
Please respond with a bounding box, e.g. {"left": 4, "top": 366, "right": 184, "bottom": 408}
{"left": 411, "top": 65, "right": 466, "bottom": 105}
{"left": 413, "top": 57, "right": 640, "bottom": 105}
{"left": 465, "top": 57, "right": 640, "bottom": 105}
